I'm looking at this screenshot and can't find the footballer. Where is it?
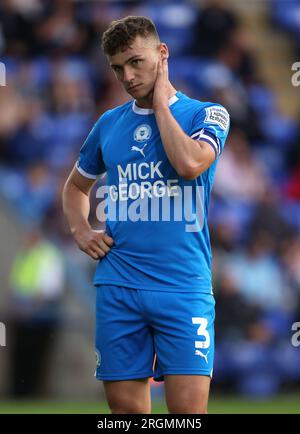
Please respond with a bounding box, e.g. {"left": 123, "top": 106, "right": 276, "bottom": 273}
{"left": 63, "top": 16, "right": 230, "bottom": 414}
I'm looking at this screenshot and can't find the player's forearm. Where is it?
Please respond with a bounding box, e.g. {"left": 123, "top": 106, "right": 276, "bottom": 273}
{"left": 62, "top": 183, "right": 92, "bottom": 236}
{"left": 154, "top": 107, "right": 205, "bottom": 179}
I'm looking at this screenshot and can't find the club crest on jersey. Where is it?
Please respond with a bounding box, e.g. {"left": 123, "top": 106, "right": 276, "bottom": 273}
{"left": 134, "top": 124, "right": 152, "bottom": 142}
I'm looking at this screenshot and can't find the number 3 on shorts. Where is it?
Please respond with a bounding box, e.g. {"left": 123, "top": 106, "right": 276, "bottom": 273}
{"left": 192, "top": 317, "right": 210, "bottom": 349}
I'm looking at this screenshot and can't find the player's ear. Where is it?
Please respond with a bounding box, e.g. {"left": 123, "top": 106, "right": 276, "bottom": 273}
{"left": 159, "top": 43, "right": 169, "bottom": 60}
{"left": 160, "top": 52, "right": 168, "bottom": 60}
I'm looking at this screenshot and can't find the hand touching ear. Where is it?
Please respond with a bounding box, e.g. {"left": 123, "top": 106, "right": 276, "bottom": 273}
{"left": 152, "top": 55, "right": 169, "bottom": 111}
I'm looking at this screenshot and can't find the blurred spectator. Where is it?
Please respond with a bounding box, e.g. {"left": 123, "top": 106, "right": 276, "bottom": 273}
{"left": 284, "top": 124, "right": 300, "bottom": 201}
{"left": 249, "top": 188, "right": 294, "bottom": 254}
{"left": 213, "top": 127, "right": 270, "bottom": 203}
{"left": 191, "top": 0, "right": 256, "bottom": 83}
{"left": 6, "top": 227, "right": 65, "bottom": 398}
{"left": 0, "top": 162, "right": 56, "bottom": 224}
{"left": 0, "top": 0, "right": 36, "bottom": 58}
{"left": 215, "top": 273, "right": 266, "bottom": 343}
{"left": 280, "top": 236, "right": 300, "bottom": 321}
{"left": 222, "top": 232, "right": 285, "bottom": 311}
{"left": 191, "top": 0, "right": 239, "bottom": 59}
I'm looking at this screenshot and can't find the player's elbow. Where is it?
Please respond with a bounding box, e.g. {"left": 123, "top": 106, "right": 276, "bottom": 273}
{"left": 176, "top": 140, "right": 215, "bottom": 180}
{"left": 178, "top": 169, "right": 198, "bottom": 180}
{"left": 176, "top": 162, "right": 203, "bottom": 180}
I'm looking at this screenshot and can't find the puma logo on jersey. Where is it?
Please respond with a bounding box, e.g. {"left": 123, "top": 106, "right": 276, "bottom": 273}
{"left": 195, "top": 349, "right": 209, "bottom": 363}
{"left": 131, "top": 143, "right": 148, "bottom": 158}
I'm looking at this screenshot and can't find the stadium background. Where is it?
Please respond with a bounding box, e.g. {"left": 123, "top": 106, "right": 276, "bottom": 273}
{"left": 0, "top": 0, "right": 300, "bottom": 413}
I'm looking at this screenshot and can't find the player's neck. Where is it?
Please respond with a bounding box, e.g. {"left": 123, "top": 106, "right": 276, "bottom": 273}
{"left": 135, "top": 83, "right": 177, "bottom": 109}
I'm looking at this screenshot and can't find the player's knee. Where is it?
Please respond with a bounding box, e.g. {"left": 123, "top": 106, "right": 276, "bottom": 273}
{"left": 167, "top": 391, "right": 207, "bottom": 414}
{"left": 168, "top": 403, "right": 208, "bottom": 414}
{"left": 108, "top": 396, "right": 150, "bottom": 414}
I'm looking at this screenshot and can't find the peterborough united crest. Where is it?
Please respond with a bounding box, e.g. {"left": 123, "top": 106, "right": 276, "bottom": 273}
{"left": 134, "top": 124, "right": 152, "bottom": 142}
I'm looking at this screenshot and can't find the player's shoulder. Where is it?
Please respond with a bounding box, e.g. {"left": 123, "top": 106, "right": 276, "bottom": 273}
{"left": 183, "top": 94, "right": 230, "bottom": 131}
{"left": 97, "top": 100, "right": 133, "bottom": 125}
{"left": 179, "top": 92, "right": 229, "bottom": 116}
{"left": 178, "top": 93, "right": 230, "bottom": 135}
{"left": 199, "top": 100, "right": 230, "bottom": 123}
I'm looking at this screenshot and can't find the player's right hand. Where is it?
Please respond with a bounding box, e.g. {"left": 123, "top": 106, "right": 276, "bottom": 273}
{"left": 74, "top": 229, "right": 114, "bottom": 260}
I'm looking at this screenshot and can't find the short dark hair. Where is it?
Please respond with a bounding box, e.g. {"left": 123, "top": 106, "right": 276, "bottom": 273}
{"left": 101, "top": 16, "right": 160, "bottom": 56}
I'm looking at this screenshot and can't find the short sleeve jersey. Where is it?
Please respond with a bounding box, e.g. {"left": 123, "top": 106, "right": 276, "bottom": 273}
{"left": 77, "top": 91, "right": 230, "bottom": 292}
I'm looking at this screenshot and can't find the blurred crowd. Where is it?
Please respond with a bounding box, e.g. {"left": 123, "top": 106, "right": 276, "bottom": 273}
{"left": 0, "top": 0, "right": 300, "bottom": 398}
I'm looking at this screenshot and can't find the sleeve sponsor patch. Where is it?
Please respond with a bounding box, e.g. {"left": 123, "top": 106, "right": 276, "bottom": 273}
{"left": 204, "top": 106, "right": 229, "bottom": 131}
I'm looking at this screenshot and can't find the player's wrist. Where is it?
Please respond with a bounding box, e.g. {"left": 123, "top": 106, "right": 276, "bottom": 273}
{"left": 71, "top": 222, "right": 91, "bottom": 238}
{"left": 153, "top": 103, "right": 170, "bottom": 114}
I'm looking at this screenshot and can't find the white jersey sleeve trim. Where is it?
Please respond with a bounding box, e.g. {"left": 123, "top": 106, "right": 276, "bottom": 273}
{"left": 75, "top": 161, "right": 98, "bottom": 179}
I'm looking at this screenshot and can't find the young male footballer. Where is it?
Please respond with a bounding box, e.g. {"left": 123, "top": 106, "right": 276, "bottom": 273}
{"left": 63, "top": 16, "right": 230, "bottom": 414}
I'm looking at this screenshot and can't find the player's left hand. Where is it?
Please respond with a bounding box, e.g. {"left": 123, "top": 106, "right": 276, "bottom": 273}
{"left": 152, "top": 56, "right": 169, "bottom": 111}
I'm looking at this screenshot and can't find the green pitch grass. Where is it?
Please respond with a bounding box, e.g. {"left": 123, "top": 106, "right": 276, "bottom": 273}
{"left": 0, "top": 395, "right": 300, "bottom": 414}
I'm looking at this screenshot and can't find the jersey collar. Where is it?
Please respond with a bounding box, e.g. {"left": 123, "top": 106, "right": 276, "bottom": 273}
{"left": 132, "top": 92, "right": 179, "bottom": 115}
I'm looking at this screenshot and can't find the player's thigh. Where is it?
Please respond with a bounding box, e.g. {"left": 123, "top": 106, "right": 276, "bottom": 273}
{"left": 150, "top": 292, "right": 215, "bottom": 380}
{"left": 103, "top": 378, "right": 151, "bottom": 414}
{"left": 164, "top": 374, "right": 211, "bottom": 414}
{"left": 95, "top": 285, "right": 155, "bottom": 381}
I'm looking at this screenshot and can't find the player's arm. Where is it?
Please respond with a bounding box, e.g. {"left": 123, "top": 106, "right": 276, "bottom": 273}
{"left": 62, "top": 165, "right": 114, "bottom": 260}
{"left": 153, "top": 57, "right": 216, "bottom": 180}
{"left": 154, "top": 106, "right": 216, "bottom": 180}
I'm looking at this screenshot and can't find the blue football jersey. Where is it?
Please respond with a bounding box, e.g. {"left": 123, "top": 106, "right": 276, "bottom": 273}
{"left": 76, "top": 91, "right": 230, "bottom": 292}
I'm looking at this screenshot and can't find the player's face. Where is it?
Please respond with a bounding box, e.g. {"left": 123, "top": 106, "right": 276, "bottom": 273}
{"left": 108, "top": 35, "right": 163, "bottom": 99}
